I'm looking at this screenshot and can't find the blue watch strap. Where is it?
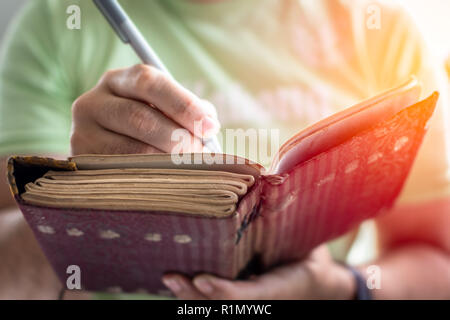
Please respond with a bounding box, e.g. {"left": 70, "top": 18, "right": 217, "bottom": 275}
{"left": 347, "top": 266, "right": 372, "bottom": 300}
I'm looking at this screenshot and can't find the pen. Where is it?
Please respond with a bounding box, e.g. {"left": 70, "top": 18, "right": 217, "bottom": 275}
{"left": 93, "top": 0, "right": 222, "bottom": 153}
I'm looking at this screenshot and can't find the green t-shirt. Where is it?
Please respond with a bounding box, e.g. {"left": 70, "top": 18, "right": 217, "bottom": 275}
{"left": 0, "top": 0, "right": 449, "bottom": 276}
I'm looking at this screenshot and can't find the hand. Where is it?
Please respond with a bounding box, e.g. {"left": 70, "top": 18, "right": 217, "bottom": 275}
{"left": 162, "top": 245, "right": 356, "bottom": 300}
{"left": 70, "top": 64, "right": 220, "bottom": 155}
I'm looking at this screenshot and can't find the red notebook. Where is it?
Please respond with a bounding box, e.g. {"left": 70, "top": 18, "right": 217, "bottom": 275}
{"left": 7, "top": 78, "right": 438, "bottom": 296}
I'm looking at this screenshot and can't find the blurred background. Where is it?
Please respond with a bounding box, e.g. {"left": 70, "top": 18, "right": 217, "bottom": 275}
{"left": 0, "top": 0, "right": 27, "bottom": 43}
{"left": 2, "top": 0, "right": 449, "bottom": 63}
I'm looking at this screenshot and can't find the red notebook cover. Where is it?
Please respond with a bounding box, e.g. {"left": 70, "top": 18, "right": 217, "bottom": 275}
{"left": 7, "top": 80, "right": 438, "bottom": 296}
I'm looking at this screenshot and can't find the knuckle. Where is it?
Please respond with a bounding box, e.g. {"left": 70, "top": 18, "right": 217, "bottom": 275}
{"left": 102, "top": 69, "right": 114, "bottom": 80}
{"left": 128, "top": 107, "right": 159, "bottom": 138}
{"left": 135, "top": 65, "right": 164, "bottom": 92}
{"left": 178, "top": 96, "right": 191, "bottom": 114}
{"left": 72, "top": 89, "right": 101, "bottom": 121}
{"left": 98, "top": 69, "right": 117, "bottom": 85}
{"left": 175, "top": 95, "right": 196, "bottom": 121}
{"left": 128, "top": 107, "right": 147, "bottom": 130}
{"left": 71, "top": 94, "right": 88, "bottom": 120}
{"left": 144, "top": 117, "right": 161, "bottom": 139}
{"left": 132, "top": 63, "right": 150, "bottom": 74}
{"left": 132, "top": 64, "right": 153, "bottom": 85}
{"left": 69, "top": 131, "right": 84, "bottom": 151}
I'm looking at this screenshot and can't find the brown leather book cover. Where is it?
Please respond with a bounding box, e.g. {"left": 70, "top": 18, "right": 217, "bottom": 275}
{"left": 7, "top": 79, "right": 438, "bottom": 296}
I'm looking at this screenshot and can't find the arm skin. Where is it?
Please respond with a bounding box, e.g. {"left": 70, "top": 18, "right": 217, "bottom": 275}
{"left": 365, "top": 198, "right": 450, "bottom": 299}
{"left": 0, "top": 157, "right": 15, "bottom": 210}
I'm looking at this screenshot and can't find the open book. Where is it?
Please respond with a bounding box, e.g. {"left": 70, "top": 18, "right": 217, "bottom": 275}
{"left": 8, "top": 78, "right": 438, "bottom": 295}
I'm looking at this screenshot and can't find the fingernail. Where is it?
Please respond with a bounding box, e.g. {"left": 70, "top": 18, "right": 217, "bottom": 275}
{"left": 162, "top": 278, "right": 182, "bottom": 293}
{"left": 193, "top": 277, "right": 214, "bottom": 295}
{"left": 202, "top": 116, "right": 220, "bottom": 138}
{"left": 200, "top": 100, "right": 218, "bottom": 118}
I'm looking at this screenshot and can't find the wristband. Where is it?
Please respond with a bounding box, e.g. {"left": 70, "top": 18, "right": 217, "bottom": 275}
{"left": 347, "top": 266, "right": 372, "bottom": 300}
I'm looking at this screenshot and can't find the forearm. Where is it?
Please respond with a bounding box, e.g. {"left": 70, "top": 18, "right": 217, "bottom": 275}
{"left": 357, "top": 244, "right": 450, "bottom": 299}
{"left": 0, "top": 157, "right": 16, "bottom": 210}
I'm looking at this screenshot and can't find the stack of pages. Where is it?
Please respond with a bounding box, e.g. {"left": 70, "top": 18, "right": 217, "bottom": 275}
{"left": 22, "top": 168, "right": 255, "bottom": 217}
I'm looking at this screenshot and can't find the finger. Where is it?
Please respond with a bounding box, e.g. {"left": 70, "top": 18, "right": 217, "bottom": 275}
{"left": 192, "top": 275, "right": 267, "bottom": 300}
{"left": 70, "top": 125, "right": 163, "bottom": 155}
{"left": 82, "top": 92, "right": 204, "bottom": 153}
{"left": 193, "top": 264, "right": 312, "bottom": 300}
{"left": 307, "top": 244, "right": 332, "bottom": 261}
{"left": 199, "top": 99, "right": 218, "bottom": 119}
{"left": 162, "top": 274, "right": 207, "bottom": 300}
{"left": 104, "top": 65, "right": 220, "bottom": 138}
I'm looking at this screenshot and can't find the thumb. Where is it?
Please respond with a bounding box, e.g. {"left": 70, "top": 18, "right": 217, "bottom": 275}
{"left": 192, "top": 274, "right": 283, "bottom": 300}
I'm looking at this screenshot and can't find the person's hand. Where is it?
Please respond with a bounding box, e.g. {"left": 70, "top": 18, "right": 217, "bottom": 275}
{"left": 162, "top": 245, "right": 356, "bottom": 300}
{"left": 70, "top": 64, "right": 220, "bottom": 155}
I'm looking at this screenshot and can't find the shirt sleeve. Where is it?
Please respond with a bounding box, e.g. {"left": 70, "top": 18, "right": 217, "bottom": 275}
{"left": 0, "top": 0, "right": 73, "bottom": 156}
{"left": 355, "top": 1, "right": 450, "bottom": 203}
